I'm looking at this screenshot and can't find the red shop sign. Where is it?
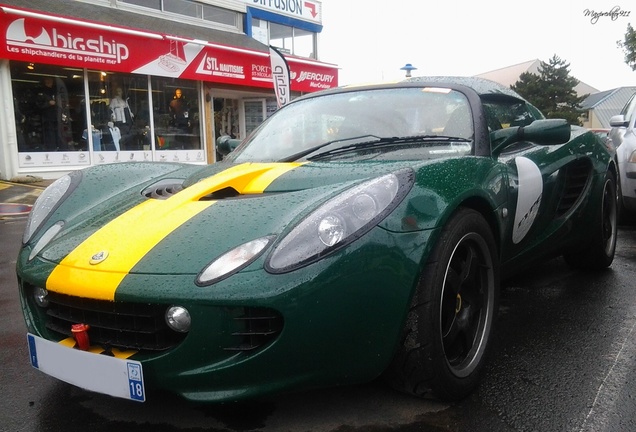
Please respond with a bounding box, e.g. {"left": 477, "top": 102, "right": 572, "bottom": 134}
{"left": 0, "top": 4, "right": 338, "bottom": 92}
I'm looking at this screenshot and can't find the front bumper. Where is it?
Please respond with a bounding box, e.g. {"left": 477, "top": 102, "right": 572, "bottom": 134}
{"left": 620, "top": 162, "right": 636, "bottom": 213}
{"left": 18, "top": 228, "right": 433, "bottom": 402}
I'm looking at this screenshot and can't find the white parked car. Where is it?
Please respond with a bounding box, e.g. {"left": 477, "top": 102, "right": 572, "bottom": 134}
{"left": 610, "top": 93, "right": 636, "bottom": 219}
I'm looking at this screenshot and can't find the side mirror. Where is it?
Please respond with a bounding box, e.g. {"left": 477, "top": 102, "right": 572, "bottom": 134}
{"left": 491, "top": 119, "right": 571, "bottom": 155}
{"left": 216, "top": 135, "right": 242, "bottom": 156}
{"left": 609, "top": 114, "right": 628, "bottom": 128}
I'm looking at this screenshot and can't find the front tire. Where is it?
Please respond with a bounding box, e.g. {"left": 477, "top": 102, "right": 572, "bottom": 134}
{"left": 385, "top": 208, "right": 499, "bottom": 401}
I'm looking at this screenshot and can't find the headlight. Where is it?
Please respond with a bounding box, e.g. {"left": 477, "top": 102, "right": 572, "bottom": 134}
{"left": 23, "top": 171, "right": 81, "bottom": 244}
{"left": 629, "top": 150, "right": 636, "bottom": 163}
{"left": 196, "top": 236, "right": 273, "bottom": 286}
{"left": 266, "top": 169, "right": 414, "bottom": 273}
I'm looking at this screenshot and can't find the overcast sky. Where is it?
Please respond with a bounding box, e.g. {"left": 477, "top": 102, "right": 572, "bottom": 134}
{"left": 318, "top": 0, "right": 635, "bottom": 92}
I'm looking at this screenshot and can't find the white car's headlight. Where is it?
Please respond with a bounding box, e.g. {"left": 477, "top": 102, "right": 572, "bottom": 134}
{"left": 196, "top": 236, "right": 273, "bottom": 286}
{"left": 23, "top": 172, "right": 81, "bottom": 244}
{"left": 266, "top": 169, "right": 414, "bottom": 273}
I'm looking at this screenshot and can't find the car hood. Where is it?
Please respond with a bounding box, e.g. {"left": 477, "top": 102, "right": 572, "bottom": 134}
{"left": 35, "top": 161, "right": 422, "bottom": 288}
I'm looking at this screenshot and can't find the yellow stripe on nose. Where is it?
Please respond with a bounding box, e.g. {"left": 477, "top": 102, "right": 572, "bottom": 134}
{"left": 46, "top": 163, "right": 303, "bottom": 301}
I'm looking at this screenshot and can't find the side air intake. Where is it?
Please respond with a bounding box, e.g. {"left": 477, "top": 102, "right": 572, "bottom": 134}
{"left": 556, "top": 159, "right": 592, "bottom": 217}
{"left": 141, "top": 179, "right": 184, "bottom": 200}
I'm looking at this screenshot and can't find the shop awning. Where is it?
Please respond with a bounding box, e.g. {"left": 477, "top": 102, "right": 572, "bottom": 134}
{"left": 0, "top": 1, "right": 338, "bottom": 91}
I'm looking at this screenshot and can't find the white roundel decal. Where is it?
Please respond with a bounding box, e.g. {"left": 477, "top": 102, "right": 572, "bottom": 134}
{"left": 512, "top": 157, "right": 543, "bottom": 244}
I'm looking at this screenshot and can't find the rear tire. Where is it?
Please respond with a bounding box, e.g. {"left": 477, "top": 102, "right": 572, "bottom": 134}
{"left": 385, "top": 208, "right": 499, "bottom": 401}
{"left": 564, "top": 171, "right": 617, "bottom": 269}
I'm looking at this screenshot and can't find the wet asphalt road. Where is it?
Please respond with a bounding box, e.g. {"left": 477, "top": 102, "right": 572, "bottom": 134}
{"left": 1, "top": 181, "right": 636, "bottom": 432}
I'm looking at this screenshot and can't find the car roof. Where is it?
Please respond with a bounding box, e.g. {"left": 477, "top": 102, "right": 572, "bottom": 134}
{"left": 295, "top": 76, "right": 527, "bottom": 103}
{"left": 404, "top": 76, "right": 525, "bottom": 99}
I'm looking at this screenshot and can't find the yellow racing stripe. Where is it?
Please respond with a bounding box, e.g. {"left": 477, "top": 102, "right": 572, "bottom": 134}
{"left": 46, "top": 163, "right": 303, "bottom": 301}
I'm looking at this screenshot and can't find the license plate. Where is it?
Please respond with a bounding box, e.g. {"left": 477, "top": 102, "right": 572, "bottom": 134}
{"left": 27, "top": 333, "right": 145, "bottom": 402}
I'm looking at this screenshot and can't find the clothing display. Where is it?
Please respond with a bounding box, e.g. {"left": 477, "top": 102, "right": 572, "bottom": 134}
{"left": 110, "top": 88, "right": 134, "bottom": 134}
{"left": 82, "top": 127, "right": 102, "bottom": 151}
{"left": 108, "top": 122, "right": 121, "bottom": 151}
{"left": 110, "top": 96, "right": 130, "bottom": 123}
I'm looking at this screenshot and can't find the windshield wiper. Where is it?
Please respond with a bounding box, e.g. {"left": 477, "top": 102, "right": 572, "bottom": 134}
{"left": 278, "top": 135, "right": 381, "bottom": 162}
{"left": 279, "top": 134, "right": 471, "bottom": 162}
{"left": 305, "top": 135, "right": 472, "bottom": 161}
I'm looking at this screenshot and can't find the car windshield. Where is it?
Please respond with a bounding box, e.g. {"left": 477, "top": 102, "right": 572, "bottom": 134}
{"left": 225, "top": 87, "right": 474, "bottom": 163}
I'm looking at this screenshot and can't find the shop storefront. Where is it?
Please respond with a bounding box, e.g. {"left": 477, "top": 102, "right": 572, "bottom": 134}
{"left": 0, "top": 2, "right": 338, "bottom": 180}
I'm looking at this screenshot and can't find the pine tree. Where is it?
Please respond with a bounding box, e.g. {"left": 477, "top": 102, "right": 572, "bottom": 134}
{"left": 618, "top": 23, "right": 636, "bottom": 71}
{"left": 511, "top": 55, "right": 587, "bottom": 125}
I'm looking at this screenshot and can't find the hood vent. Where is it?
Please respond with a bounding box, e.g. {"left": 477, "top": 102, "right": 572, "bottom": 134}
{"left": 141, "top": 179, "right": 184, "bottom": 200}
{"left": 200, "top": 186, "right": 241, "bottom": 200}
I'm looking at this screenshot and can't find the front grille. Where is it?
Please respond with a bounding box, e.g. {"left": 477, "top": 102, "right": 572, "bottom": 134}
{"left": 225, "top": 307, "right": 283, "bottom": 352}
{"left": 43, "top": 290, "right": 186, "bottom": 352}
{"left": 556, "top": 159, "right": 592, "bottom": 217}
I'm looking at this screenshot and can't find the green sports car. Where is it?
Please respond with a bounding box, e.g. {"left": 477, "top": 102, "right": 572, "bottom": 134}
{"left": 17, "top": 77, "right": 618, "bottom": 403}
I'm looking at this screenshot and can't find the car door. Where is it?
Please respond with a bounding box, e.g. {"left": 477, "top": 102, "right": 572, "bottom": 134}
{"left": 483, "top": 99, "right": 584, "bottom": 274}
{"left": 611, "top": 93, "right": 636, "bottom": 214}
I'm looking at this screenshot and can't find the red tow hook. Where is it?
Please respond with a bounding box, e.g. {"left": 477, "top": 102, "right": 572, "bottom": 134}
{"left": 71, "top": 323, "right": 91, "bottom": 351}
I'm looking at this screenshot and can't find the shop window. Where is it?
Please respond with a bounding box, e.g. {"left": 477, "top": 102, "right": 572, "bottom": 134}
{"left": 251, "top": 19, "right": 269, "bottom": 45}
{"left": 163, "top": 0, "right": 198, "bottom": 16}
{"left": 243, "top": 99, "right": 266, "bottom": 137}
{"left": 121, "top": 0, "right": 161, "bottom": 9}
{"left": 10, "top": 61, "right": 206, "bottom": 167}
{"left": 86, "top": 71, "right": 151, "bottom": 152}
{"left": 201, "top": 4, "right": 237, "bottom": 26}
{"left": 293, "top": 28, "right": 314, "bottom": 58}
{"left": 270, "top": 23, "right": 293, "bottom": 54}
{"left": 120, "top": 0, "right": 239, "bottom": 27}
{"left": 240, "top": 98, "right": 278, "bottom": 138}
{"left": 256, "top": 20, "right": 317, "bottom": 59}
{"left": 151, "top": 77, "right": 203, "bottom": 153}
{"left": 10, "top": 62, "right": 81, "bottom": 153}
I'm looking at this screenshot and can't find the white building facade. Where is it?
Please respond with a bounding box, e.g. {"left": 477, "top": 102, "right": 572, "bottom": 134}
{"left": 0, "top": 0, "right": 338, "bottom": 180}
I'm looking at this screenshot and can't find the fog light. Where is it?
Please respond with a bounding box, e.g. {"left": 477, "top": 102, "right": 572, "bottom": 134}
{"left": 165, "top": 306, "right": 191, "bottom": 333}
{"left": 33, "top": 287, "right": 49, "bottom": 307}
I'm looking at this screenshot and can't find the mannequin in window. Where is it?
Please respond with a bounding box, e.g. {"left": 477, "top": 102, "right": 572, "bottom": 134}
{"left": 110, "top": 87, "right": 134, "bottom": 134}
{"left": 37, "top": 77, "right": 67, "bottom": 151}
{"left": 169, "top": 88, "right": 191, "bottom": 148}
